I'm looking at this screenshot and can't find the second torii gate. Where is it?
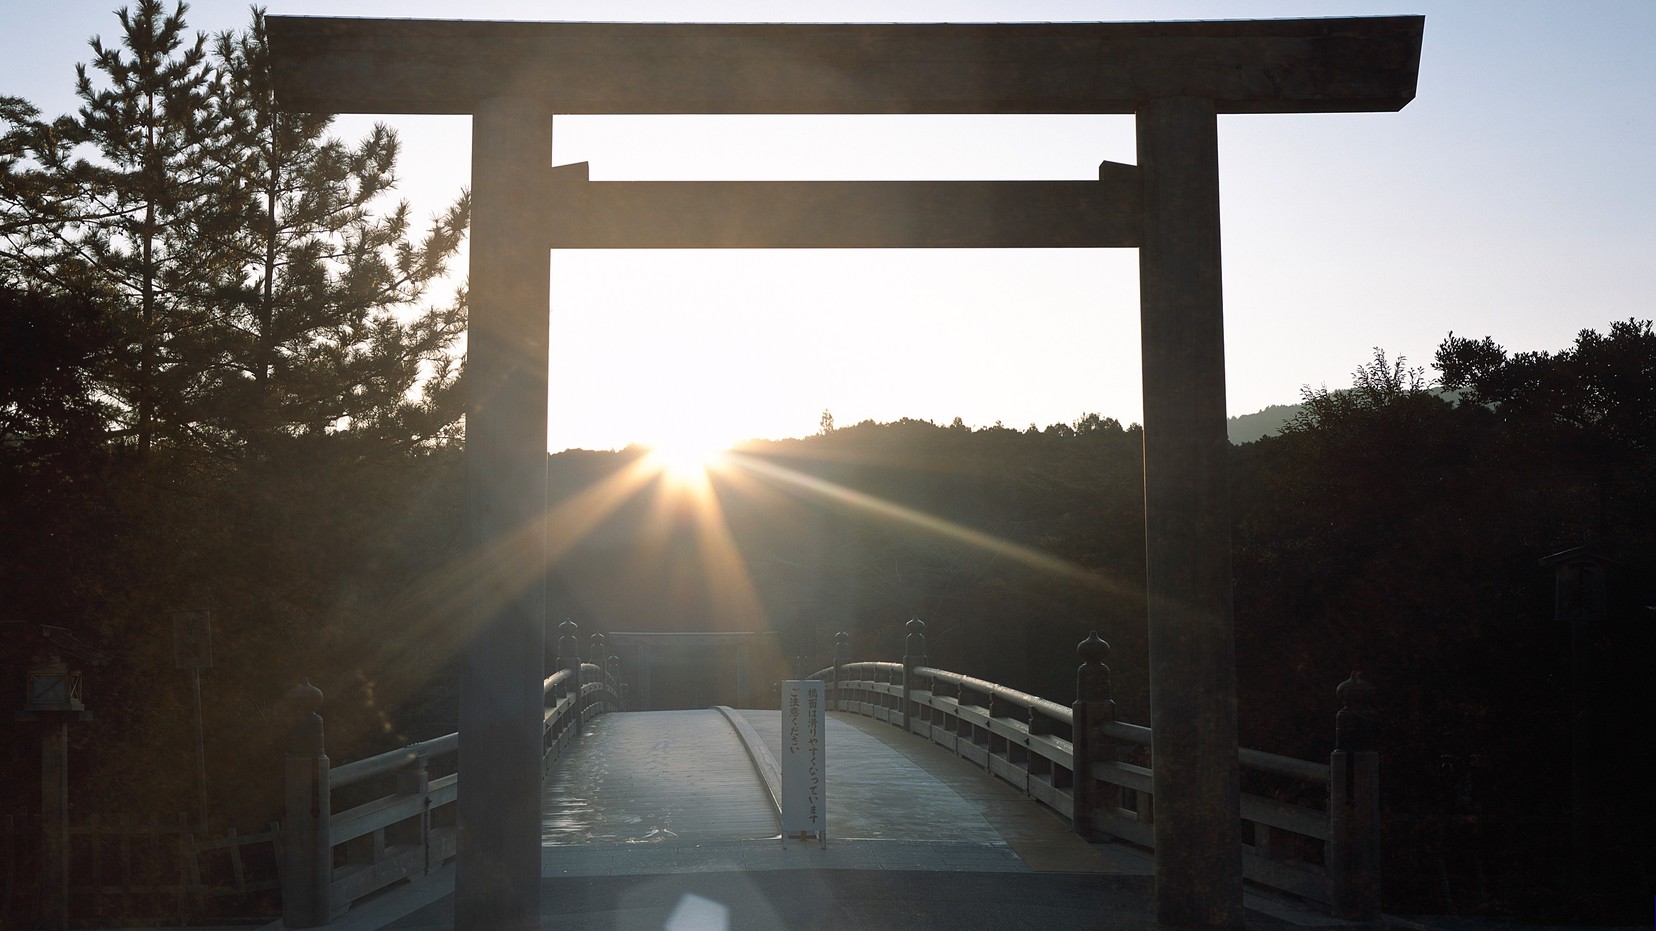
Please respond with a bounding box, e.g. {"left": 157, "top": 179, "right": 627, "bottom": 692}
{"left": 269, "top": 16, "right": 1422, "bottom": 930}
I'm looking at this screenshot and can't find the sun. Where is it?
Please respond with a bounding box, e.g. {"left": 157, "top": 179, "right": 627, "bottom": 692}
{"left": 643, "top": 432, "right": 732, "bottom": 486}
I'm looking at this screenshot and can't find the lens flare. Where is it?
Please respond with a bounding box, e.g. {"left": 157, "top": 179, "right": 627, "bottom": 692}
{"left": 643, "top": 433, "right": 732, "bottom": 486}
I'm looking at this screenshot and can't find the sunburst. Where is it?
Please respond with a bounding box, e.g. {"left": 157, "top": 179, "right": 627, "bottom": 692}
{"left": 643, "top": 432, "right": 733, "bottom": 487}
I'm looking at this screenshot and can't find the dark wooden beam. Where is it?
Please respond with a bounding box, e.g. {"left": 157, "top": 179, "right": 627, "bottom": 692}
{"left": 543, "top": 160, "right": 1141, "bottom": 248}
{"left": 1137, "top": 95, "right": 1244, "bottom": 930}
{"left": 454, "top": 96, "right": 551, "bottom": 931}
{"left": 268, "top": 16, "right": 1422, "bottom": 116}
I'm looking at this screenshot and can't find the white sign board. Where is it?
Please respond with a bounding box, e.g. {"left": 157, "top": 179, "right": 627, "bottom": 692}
{"left": 781, "top": 679, "right": 826, "bottom": 841}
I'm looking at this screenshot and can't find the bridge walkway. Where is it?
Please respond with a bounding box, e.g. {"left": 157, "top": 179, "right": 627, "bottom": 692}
{"left": 540, "top": 709, "right": 778, "bottom": 849}
{"left": 535, "top": 708, "right": 1138, "bottom": 877}
{"left": 351, "top": 709, "right": 1362, "bottom": 929}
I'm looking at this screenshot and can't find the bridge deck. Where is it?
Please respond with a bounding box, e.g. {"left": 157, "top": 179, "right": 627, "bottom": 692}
{"left": 353, "top": 709, "right": 1362, "bottom": 929}
{"left": 537, "top": 708, "right": 1142, "bottom": 878}
{"left": 541, "top": 709, "right": 778, "bottom": 847}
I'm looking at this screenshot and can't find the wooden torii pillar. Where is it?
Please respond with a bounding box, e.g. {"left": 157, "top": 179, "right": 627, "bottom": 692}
{"left": 269, "top": 17, "right": 1422, "bottom": 930}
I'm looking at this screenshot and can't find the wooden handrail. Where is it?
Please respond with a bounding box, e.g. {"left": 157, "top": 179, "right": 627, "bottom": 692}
{"left": 915, "top": 666, "right": 1073, "bottom": 723}
{"left": 1101, "top": 720, "right": 1152, "bottom": 746}
{"left": 822, "top": 626, "right": 1369, "bottom": 915}
{"left": 283, "top": 664, "right": 624, "bottom": 927}
{"left": 1241, "top": 746, "right": 1330, "bottom": 784}
{"left": 543, "top": 667, "right": 572, "bottom": 696}
{"left": 330, "top": 732, "right": 459, "bottom": 789}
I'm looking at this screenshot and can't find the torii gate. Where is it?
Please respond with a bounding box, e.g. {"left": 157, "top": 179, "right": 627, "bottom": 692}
{"left": 269, "top": 16, "right": 1423, "bottom": 930}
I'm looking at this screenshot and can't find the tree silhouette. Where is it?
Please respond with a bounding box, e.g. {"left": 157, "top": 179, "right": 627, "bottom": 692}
{"left": 204, "top": 11, "right": 468, "bottom": 453}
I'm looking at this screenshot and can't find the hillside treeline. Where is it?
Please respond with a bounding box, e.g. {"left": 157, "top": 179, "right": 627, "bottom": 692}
{"left": 2, "top": 3, "right": 1649, "bottom": 924}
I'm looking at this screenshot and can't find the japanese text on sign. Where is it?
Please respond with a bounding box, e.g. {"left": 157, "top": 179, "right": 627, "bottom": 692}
{"left": 781, "top": 679, "right": 826, "bottom": 839}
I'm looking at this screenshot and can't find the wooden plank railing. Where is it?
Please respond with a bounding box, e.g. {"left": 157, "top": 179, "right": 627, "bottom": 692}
{"left": 1, "top": 812, "right": 282, "bottom": 927}
{"left": 811, "top": 620, "right": 1380, "bottom": 919}
{"left": 280, "top": 622, "right": 625, "bottom": 928}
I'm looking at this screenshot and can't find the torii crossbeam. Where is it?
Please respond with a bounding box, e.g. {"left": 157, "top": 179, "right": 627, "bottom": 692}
{"left": 269, "top": 16, "right": 1422, "bottom": 930}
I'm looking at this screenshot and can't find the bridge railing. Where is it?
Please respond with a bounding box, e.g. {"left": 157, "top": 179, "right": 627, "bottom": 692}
{"left": 812, "top": 620, "right": 1380, "bottom": 921}
{"left": 280, "top": 622, "right": 623, "bottom": 928}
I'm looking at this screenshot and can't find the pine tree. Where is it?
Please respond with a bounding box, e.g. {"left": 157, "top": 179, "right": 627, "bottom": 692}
{"left": 1, "top": 96, "right": 52, "bottom": 257}
{"left": 5, "top": 4, "right": 468, "bottom": 455}
{"left": 204, "top": 10, "right": 468, "bottom": 454}
{"left": 61, "top": 0, "right": 231, "bottom": 454}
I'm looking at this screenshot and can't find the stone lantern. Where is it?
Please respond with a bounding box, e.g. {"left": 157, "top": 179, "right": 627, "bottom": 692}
{"left": 10, "top": 626, "right": 104, "bottom": 931}
{"left": 25, "top": 654, "right": 86, "bottom": 714}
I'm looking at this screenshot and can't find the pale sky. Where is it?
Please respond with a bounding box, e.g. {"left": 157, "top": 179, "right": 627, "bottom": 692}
{"left": 4, "top": 2, "right": 1652, "bottom": 452}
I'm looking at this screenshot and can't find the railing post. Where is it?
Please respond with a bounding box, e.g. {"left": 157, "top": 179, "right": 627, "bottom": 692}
{"left": 557, "top": 620, "right": 581, "bottom": 731}
{"left": 589, "top": 632, "right": 606, "bottom": 714}
{"left": 282, "top": 680, "right": 331, "bottom": 928}
{"left": 901, "top": 617, "right": 927, "bottom": 733}
{"left": 1072, "top": 632, "right": 1117, "bottom": 839}
{"left": 396, "top": 749, "right": 433, "bottom": 876}
{"left": 607, "top": 653, "right": 622, "bottom": 712}
{"left": 832, "top": 631, "right": 850, "bottom": 711}
{"left": 1329, "top": 672, "right": 1381, "bottom": 921}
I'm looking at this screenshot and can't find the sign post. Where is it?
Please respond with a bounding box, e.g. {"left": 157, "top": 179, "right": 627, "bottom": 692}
{"left": 781, "top": 679, "right": 826, "bottom": 846}
{"left": 173, "top": 610, "right": 213, "bottom": 827}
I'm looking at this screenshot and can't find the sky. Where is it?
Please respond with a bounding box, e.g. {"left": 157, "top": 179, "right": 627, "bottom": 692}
{"left": 3, "top": 1, "right": 1652, "bottom": 453}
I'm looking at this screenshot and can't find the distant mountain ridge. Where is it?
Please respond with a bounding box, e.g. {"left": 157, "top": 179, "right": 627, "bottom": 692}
{"left": 1227, "top": 403, "right": 1301, "bottom": 444}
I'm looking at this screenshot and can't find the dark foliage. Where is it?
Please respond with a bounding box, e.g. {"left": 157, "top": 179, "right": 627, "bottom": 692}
{"left": 1, "top": 11, "right": 470, "bottom": 921}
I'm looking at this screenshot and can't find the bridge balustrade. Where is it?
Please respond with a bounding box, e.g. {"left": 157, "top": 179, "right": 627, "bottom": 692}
{"left": 280, "top": 626, "right": 624, "bottom": 928}
{"left": 812, "top": 619, "right": 1380, "bottom": 920}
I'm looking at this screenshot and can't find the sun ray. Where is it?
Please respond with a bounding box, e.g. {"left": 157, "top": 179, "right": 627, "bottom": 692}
{"left": 687, "top": 480, "right": 770, "bottom": 632}
{"left": 356, "top": 455, "right": 664, "bottom": 710}
{"left": 628, "top": 442, "right": 769, "bottom": 632}
{"left": 356, "top": 431, "right": 1133, "bottom": 726}
{"left": 725, "top": 453, "right": 1139, "bottom": 598}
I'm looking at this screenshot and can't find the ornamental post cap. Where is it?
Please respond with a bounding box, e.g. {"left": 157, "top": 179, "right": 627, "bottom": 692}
{"left": 293, "top": 678, "right": 323, "bottom": 715}
{"left": 1077, "top": 631, "right": 1111, "bottom": 664}
{"left": 1337, "top": 671, "right": 1375, "bottom": 705}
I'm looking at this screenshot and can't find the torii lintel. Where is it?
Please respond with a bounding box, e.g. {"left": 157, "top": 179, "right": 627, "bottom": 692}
{"left": 266, "top": 17, "right": 1422, "bottom": 116}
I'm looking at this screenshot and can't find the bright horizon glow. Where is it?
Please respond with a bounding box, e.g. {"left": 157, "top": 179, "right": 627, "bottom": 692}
{"left": 4, "top": 1, "right": 1653, "bottom": 454}
{"left": 642, "top": 434, "right": 733, "bottom": 488}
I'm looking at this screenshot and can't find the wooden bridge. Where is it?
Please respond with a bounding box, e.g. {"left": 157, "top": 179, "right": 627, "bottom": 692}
{"left": 273, "top": 620, "right": 1378, "bottom": 930}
